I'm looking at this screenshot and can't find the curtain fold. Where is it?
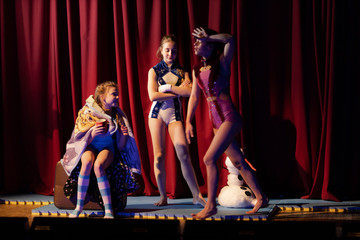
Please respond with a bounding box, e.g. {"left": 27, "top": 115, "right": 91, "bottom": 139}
{"left": 1, "top": 0, "right": 359, "bottom": 200}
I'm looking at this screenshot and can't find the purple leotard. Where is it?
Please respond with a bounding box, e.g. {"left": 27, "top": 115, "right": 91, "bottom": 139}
{"left": 194, "top": 58, "right": 242, "bottom": 129}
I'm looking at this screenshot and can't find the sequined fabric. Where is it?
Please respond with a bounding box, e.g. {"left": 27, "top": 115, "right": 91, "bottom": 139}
{"left": 149, "top": 60, "right": 185, "bottom": 123}
{"left": 195, "top": 58, "right": 242, "bottom": 129}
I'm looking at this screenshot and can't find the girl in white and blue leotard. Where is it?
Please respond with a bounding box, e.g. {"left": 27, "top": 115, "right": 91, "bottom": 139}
{"left": 147, "top": 34, "right": 206, "bottom": 207}
{"left": 149, "top": 59, "right": 184, "bottom": 125}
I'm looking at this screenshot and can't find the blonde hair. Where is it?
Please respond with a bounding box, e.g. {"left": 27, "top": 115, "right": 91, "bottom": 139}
{"left": 156, "top": 34, "right": 177, "bottom": 60}
{"left": 94, "top": 81, "right": 118, "bottom": 108}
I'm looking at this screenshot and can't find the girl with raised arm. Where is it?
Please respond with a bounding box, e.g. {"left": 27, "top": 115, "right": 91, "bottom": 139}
{"left": 186, "top": 28, "right": 268, "bottom": 219}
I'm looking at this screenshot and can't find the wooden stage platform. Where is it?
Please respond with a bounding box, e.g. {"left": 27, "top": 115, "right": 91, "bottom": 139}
{"left": 0, "top": 194, "right": 360, "bottom": 239}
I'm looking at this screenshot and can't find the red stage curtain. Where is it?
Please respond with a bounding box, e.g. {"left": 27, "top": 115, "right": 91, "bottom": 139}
{"left": 1, "top": 0, "right": 359, "bottom": 200}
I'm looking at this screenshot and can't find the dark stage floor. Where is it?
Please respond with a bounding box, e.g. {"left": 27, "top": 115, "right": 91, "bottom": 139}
{"left": 1, "top": 194, "right": 360, "bottom": 239}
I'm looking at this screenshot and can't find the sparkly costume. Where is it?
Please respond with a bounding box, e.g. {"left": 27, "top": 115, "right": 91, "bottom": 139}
{"left": 149, "top": 60, "right": 185, "bottom": 125}
{"left": 194, "top": 58, "right": 242, "bottom": 129}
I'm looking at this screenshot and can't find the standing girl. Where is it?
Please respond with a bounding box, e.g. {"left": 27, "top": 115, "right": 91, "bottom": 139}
{"left": 186, "top": 28, "right": 268, "bottom": 219}
{"left": 61, "top": 81, "right": 140, "bottom": 218}
{"left": 148, "top": 34, "right": 206, "bottom": 207}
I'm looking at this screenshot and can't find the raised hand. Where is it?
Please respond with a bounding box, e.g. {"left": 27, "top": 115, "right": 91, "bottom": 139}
{"left": 192, "top": 27, "right": 208, "bottom": 41}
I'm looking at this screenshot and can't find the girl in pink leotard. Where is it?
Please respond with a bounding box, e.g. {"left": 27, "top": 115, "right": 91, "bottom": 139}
{"left": 194, "top": 56, "right": 242, "bottom": 129}
{"left": 186, "top": 27, "right": 268, "bottom": 219}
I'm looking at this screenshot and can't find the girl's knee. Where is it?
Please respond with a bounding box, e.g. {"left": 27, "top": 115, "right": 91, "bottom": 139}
{"left": 174, "top": 144, "right": 189, "bottom": 161}
{"left": 203, "top": 154, "right": 216, "bottom": 167}
{"left": 226, "top": 149, "right": 246, "bottom": 171}
{"left": 229, "top": 157, "right": 253, "bottom": 172}
{"left": 82, "top": 158, "right": 93, "bottom": 167}
{"left": 231, "top": 160, "right": 243, "bottom": 171}
{"left": 81, "top": 155, "right": 95, "bottom": 170}
{"left": 94, "top": 161, "right": 105, "bottom": 177}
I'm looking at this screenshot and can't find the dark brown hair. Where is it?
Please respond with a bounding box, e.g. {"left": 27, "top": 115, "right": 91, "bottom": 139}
{"left": 203, "top": 28, "right": 223, "bottom": 58}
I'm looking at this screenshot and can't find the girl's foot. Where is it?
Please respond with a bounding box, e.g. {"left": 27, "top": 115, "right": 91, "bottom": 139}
{"left": 191, "top": 203, "right": 217, "bottom": 220}
{"left": 104, "top": 212, "right": 114, "bottom": 219}
{"left": 246, "top": 197, "right": 269, "bottom": 214}
{"left": 69, "top": 209, "right": 81, "bottom": 218}
{"left": 154, "top": 196, "right": 168, "bottom": 206}
{"left": 192, "top": 193, "right": 206, "bottom": 207}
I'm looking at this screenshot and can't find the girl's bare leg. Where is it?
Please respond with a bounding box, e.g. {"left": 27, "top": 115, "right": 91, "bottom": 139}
{"left": 191, "top": 122, "right": 237, "bottom": 219}
{"left": 80, "top": 149, "right": 96, "bottom": 176}
{"left": 149, "top": 118, "right": 168, "bottom": 206}
{"left": 168, "top": 121, "right": 206, "bottom": 207}
{"left": 224, "top": 141, "right": 268, "bottom": 214}
{"left": 191, "top": 121, "right": 267, "bottom": 219}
